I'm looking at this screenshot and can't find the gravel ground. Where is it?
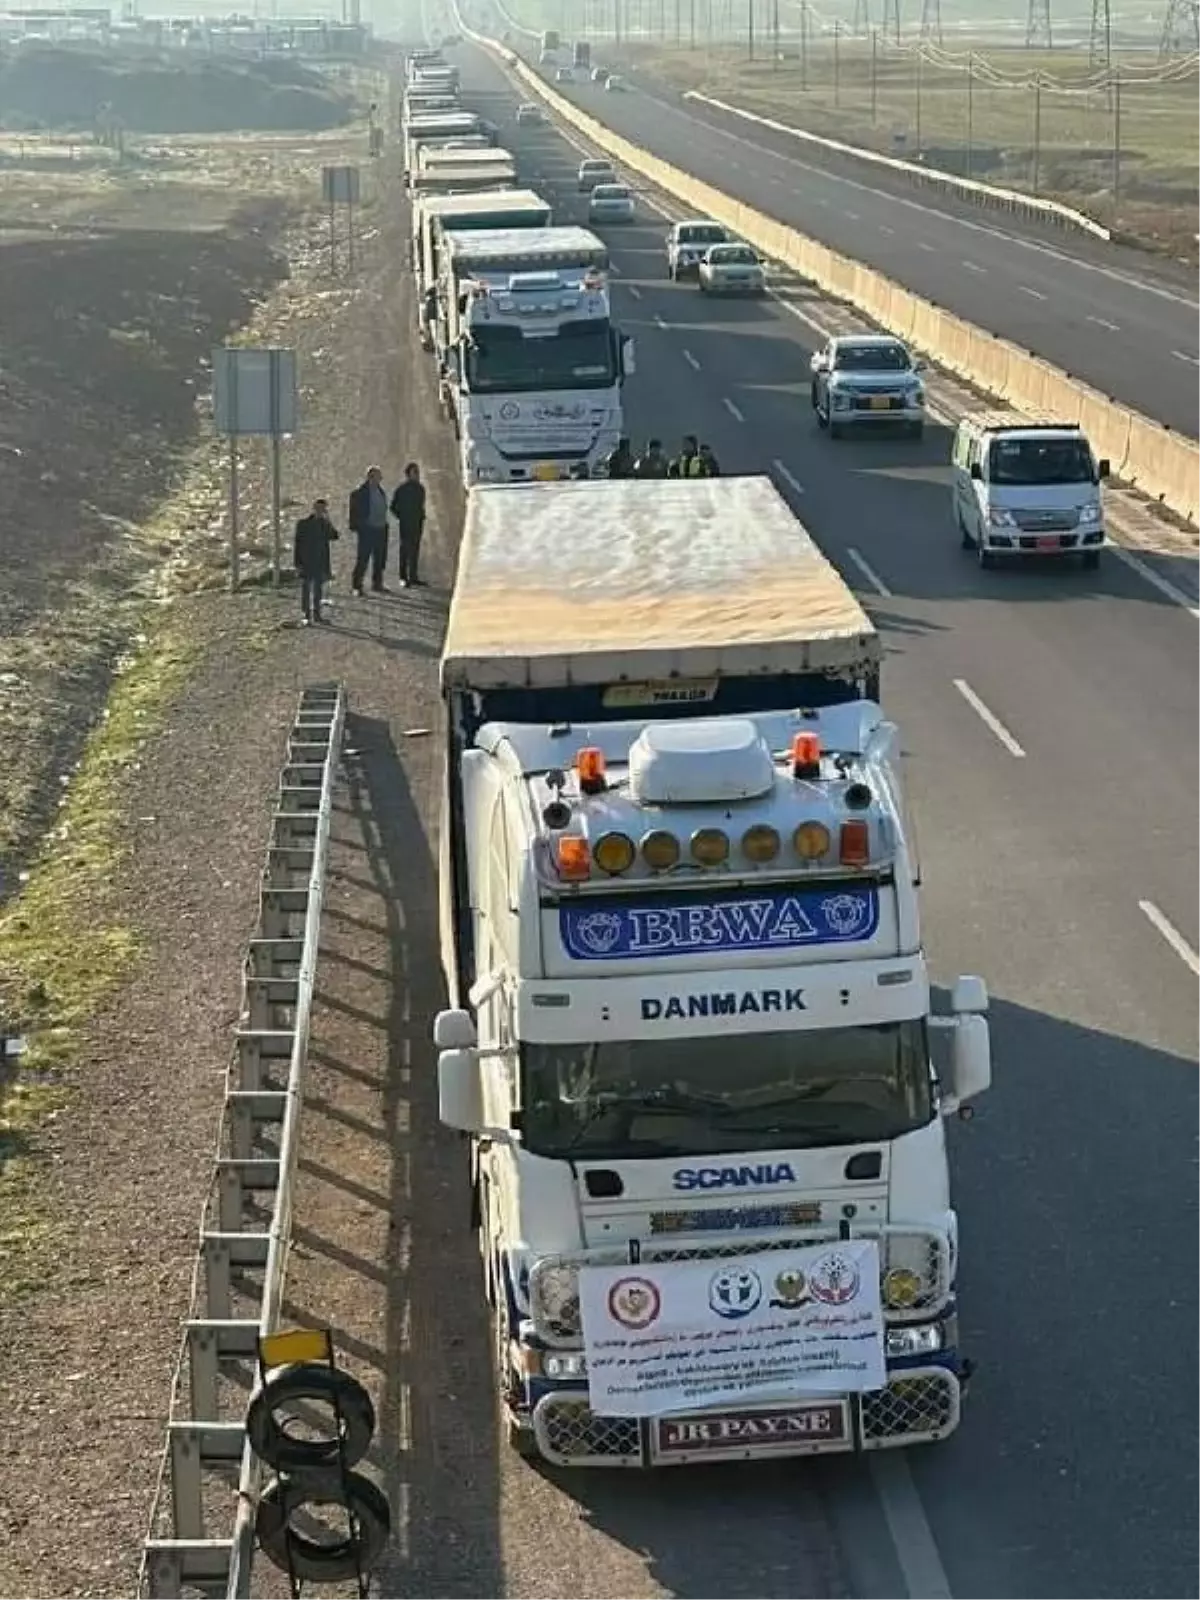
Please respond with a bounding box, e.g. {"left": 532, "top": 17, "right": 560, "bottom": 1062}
{"left": 0, "top": 126, "right": 844, "bottom": 1599}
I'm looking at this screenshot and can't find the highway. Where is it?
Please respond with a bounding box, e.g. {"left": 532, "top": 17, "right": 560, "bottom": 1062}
{"left": 502, "top": 40, "right": 1200, "bottom": 438}
{"left": 440, "top": 40, "right": 1200, "bottom": 1599}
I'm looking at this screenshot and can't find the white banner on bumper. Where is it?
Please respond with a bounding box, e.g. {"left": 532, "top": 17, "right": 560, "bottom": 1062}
{"left": 579, "top": 1241, "right": 885, "bottom": 1419}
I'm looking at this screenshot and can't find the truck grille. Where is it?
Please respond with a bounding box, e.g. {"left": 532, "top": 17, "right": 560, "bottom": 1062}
{"left": 1013, "top": 510, "right": 1079, "bottom": 532}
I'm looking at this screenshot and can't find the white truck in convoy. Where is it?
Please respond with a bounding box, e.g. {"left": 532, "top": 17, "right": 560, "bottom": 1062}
{"left": 403, "top": 111, "right": 487, "bottom": 177}
{"left": 436, "top": 226, "right": 633, "bottom": 484}
{"left": 412, "top": 190, "right": 554, "bottom": 339}
{"left": 434, "top": 476, "right": 992, "bottom": 1467}
{"left": 412, "top": 146, "right": 517, "bottom": 196}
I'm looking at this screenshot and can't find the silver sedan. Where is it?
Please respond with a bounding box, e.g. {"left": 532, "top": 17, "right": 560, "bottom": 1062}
{"left": 588, "top": 183, "right": 636, "bottom": 223}
{"left": 697, "top": 243, "right": 766, "bottom": 296}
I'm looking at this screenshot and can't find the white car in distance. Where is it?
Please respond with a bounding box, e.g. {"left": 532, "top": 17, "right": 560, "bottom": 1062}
{"left": 697, "top": 242, "right": 766, "bottom": 295}
{"left": 577, "top": 157, "right": 616, "bottom": 192}
{"left": 604, "top": 74, "right": 626, "bottom": 90}
{"left": 810, "top": 334, "right": 927, "bottom": 441}
{"left": 667, "top": 218, "right": 730, "bottom": 279}
{"left": 588, "top": 182, "right": 635, "bottom": 223}
{"left": 515, "top": 102, "right": 544, "bottom": 126}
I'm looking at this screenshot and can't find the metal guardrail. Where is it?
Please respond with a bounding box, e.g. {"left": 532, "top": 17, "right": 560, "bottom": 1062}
{"left": 139, "top": 682, "right": 346, "bottom": 1600}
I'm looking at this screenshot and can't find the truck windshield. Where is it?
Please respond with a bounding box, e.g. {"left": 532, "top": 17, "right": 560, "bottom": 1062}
{"left": 988, "top": 437, "right": 1094, "bottom": 485}
{"left": 464, "top": 322, "right": 616, "bottom": 393}
{"left": 520, "top": 1021, "right": 932, "bottom": 1161}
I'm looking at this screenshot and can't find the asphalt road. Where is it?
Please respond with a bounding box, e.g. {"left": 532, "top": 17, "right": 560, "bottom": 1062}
{"left": 450, "top": 42, "right": 1200, "bottom": 1600}
{"left": 504, "top": 43, "right": 1200, "bottom": 438}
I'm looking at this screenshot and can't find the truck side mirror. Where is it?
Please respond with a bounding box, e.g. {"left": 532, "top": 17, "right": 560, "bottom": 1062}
{"left": 969, "top": 461, "right": 983, "bottom": 481}
{"left": 439, "top": 1047, "right": 485, "bottom": 1132}
{"left": 939, "top": 974, "right": 991, "bottom": 1115}
{"left": 622, "top": 336, "right": 636, "bottom": 376}
{"left": 434, "top": 1008, "right": 476, "bottom": 1048}
{"left": 1097, "top": 457, "right": 1110, "bottom": 479}
{"left": 809, "top": 352, "right": 825, "bottom": 372}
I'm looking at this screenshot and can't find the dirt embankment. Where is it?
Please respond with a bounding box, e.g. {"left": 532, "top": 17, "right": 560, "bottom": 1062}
{"left": 0, "top": 43, "right": 356, "bottom": 134}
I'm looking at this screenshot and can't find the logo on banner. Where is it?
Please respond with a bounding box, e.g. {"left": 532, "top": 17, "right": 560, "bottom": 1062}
{"left": 607, "top": 1276, "right": 661, "bottom": 1330}
{"left": 808, "top": 1250, "right": 861, "bottom": 1306}
{"left": 770, "top": 1267, "right": 810, "bottom": 1308}
{"left": 560, "top": 886, "right": 879, "bottom": 962}
{"left": 708, "top": 1266, "right": 763, "bottom": 1320}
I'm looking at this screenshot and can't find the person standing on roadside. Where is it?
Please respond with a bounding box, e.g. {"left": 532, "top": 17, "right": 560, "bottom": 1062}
{"left": 348, "top": 465, "right": 390, "bottom": 595}
{"left": 604, "top": 436, "right": 635, "bottom": 478}
{"left": 668, "top": 434, "right": 704, "bottom": 478}
{"left": 293, "top": 497, "right": 339, "bottom": 626}
{"left": 698, "top": 441, "right": 721, "bottom": 477}
{"left": 391, "top": 462, "right": 428, "bottom": 588}
{"left": 633, "top": 438, "right": 669, "bottom": 478}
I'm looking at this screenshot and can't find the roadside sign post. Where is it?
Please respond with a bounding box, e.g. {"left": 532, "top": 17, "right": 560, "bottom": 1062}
{"left": 212, "top": 346, "right": 299, "bottom": 592}
{"left": 321, "top": 164, "right": 361, "bottom": 275}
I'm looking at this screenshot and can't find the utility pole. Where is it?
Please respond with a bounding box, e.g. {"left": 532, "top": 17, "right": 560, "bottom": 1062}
{"left": 880, "top": 0, "right": 901, "bottom": 42}
{"left": 1025, "top": 0, "right": 1052, "bottom": 47}
{"left": 915, "top": 46, "right": 922, "bottom": 151}
{"left": 748, "top": 0, "right": 754, "bottom": 58}
{"left": 1031, "top": 72, "right": 1042, "bottom": 192}
{"left": 870, "top": 28, "right": 879, "bottom": 119}
{"left": 965, "top": 53, "right": 974, "bottom": 178}
{"left": 919, "top": 0, "right": 942, "bottom": 45}
{"left": 1159, "top": 0, "right": 1199, "bottom": 54}
{"left": 799, "top": 0, "right": 808, "bottom": 85}
{"left": 771, "top": 0, "right": 780, "bottom": 66}
{"left": 1089, "top": 0, "right": 1111, "bottom": 66}
{"left": 834, "top": 19, "right": 841, "bottom": 104}
{"left": 689, "top": 0, "right": 696, "bottom": 48}
{"left": 852, "top": 0, "right": 871, "bottom": 32}
{"left": 1111, "top": 72, "right": 1121, "bottom": 217}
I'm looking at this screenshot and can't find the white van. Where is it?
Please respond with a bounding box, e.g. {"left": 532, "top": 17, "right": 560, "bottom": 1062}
{"left": 951, "top": 411, "right": 1109, "bottom": 570}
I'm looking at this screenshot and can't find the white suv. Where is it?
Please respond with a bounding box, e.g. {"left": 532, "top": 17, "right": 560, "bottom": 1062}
{"left": 667, "top": 219, "right": 730, "bottom": 279}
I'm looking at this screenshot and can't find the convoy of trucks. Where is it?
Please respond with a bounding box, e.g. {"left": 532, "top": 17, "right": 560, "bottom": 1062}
{"left": 403, "top": 51, "right": 996, "bottom": 1471}
{"left": 405, "top": 49, "right": 632, "bottom": 484}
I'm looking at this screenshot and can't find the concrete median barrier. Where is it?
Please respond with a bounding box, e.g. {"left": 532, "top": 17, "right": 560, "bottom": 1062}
{"left": 495, "top": 41, "right": 1198, "bottom": 527}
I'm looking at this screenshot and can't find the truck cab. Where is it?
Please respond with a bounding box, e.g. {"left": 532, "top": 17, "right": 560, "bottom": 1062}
{"left": 435, "top": 478, "right": 992, "bottom": 1466}
{"left": 437, "top": 227, "right": 635, "bottom": 484}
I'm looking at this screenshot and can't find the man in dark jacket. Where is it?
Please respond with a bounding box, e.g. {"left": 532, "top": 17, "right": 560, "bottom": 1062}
{"left": 390, "top": 462, "right": 427, "bottom": 587}
{"left": 633, "top": 438, "right": 669, "bottom": 478}
{"left": 698, "top": 442, "right": 721, "bottom": 476}
{"left": 604, "top": 437, "right": 635, "bottom": 478}
{"left": 293, "top": 497, "right": 339, "bottom": 625}
{"left": 348, "top": 465, "right": 390, "bottom": 595}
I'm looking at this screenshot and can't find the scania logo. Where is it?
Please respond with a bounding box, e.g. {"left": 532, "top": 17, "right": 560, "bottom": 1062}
{"left": 672, "top": 1163, "right": 796, "bottom": 1192}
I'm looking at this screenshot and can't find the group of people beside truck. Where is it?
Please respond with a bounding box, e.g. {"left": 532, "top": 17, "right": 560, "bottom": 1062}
{"left": 604, "top": 434, "right": 721, "bottom": 478}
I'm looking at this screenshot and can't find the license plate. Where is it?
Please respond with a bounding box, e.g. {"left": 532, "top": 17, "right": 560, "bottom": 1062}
{"left": 869, "top": 396, "right": 891, "bottom": 411}
{"left": 655, "top": 1402, "right": 848, "bottom": 1457}
{"left": 533, "top": 463, "right": 559, "bottom": 481}
{"left": 1036, "top": 535, "right": 1060, "bottom": 550}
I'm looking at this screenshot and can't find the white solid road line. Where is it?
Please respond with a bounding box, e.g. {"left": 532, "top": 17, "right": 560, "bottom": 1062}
{"left": 1139, "top": 900, "right": 1200, "bottom": 976}
{"left": 846, "top": 547, "right": 892, "bottom": 598}
{"left": 722, "top": 396, "right": 745, "bottom": 422}
{"left": 1111, "top": 546, "right": 1200, "bottom": 620}
{"left": 962, "top": 259, "right": 987, "bottom": 273}
{"left": 1019, "top": 285, "right": 1048, "bottom": 299}
{"left": 771, "top": 458, "right": 805, "bottom": 496}
{"left": 953, "top": 678, "right": 1027, "bottom": 757}
{"left": 870, "top": 1454, "right": 954, "bottom": 1600}
{"left": 1171, "top": 348, "right": 1199, "bottom": 366}
{"left": 1088, "top": 314, "right": 1120, "bottom": 332}
{"left": 682, "top": 348, "right": 701, "bottom": 370}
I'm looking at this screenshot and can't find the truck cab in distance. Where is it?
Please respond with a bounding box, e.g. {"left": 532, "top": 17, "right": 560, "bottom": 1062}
{"left": 436, "top": 226, "right": 634, "bottom": 485}
{"left": 436, "top": 477, "right": 992, "bottom": 1468}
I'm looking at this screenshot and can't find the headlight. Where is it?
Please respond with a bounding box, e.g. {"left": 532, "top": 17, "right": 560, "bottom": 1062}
{"left": 535, "top": 1266, "right": 581, "bottom": 1333}
{"left": 542, "top": 1350, "right": 588, "bottom": 1379}
{"left": 1078, "top": 503, "right": 1102, "bottom": 523}
{"left": 988, "top": 508, "right": 1019, "bottom": 527}
{"left": 885, "top": 1324, "right": 943, "bottom": 1359}
{"left": 832, "top": 390, "right": 853, "bottom": 410}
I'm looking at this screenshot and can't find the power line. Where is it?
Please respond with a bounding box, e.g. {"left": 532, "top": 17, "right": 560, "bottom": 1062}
{"left": 919, "top": 0, "right": 941, "bottom": 46}
{"left": 1025, "top": 0, "right": 1053, "bottom": 47}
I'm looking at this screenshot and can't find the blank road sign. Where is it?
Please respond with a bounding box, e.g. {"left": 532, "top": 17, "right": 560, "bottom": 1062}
{"left": 322, "top": 164, "right": 361, "bottom": 205}
{"left": 212, "top": 346, "right": 298, "bottom": 437}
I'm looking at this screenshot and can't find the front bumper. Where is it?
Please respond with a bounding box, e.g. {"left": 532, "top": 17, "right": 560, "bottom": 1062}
{"left": 526, "top": 1365, "right": 962, "bottom": 1466}
{"left": 591, "top": 207, "right": 635, "bottom": 223}
{"left": 703, "top": 274, "right": 766, "bottom": 294}
{"left": 982, "top": 526, "right": 1106, "bottom": 555}
{"left": 831, "top": 394, "right": 925, "bottom": 425}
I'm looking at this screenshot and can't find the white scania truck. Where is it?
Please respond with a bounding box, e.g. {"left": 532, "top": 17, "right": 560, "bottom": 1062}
{"left": 437, "top": 226, "right": 633, "bottom": 484}
{"left": 435, "top": 477, "right": 993, "bottom": 1467}
{"left": 412, "top": 190, "right": 553, "bottom": 322}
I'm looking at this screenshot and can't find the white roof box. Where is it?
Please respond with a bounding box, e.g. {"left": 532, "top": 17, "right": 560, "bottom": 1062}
{"left": 629, "top": 718, "right": 774, "bottom": 805}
